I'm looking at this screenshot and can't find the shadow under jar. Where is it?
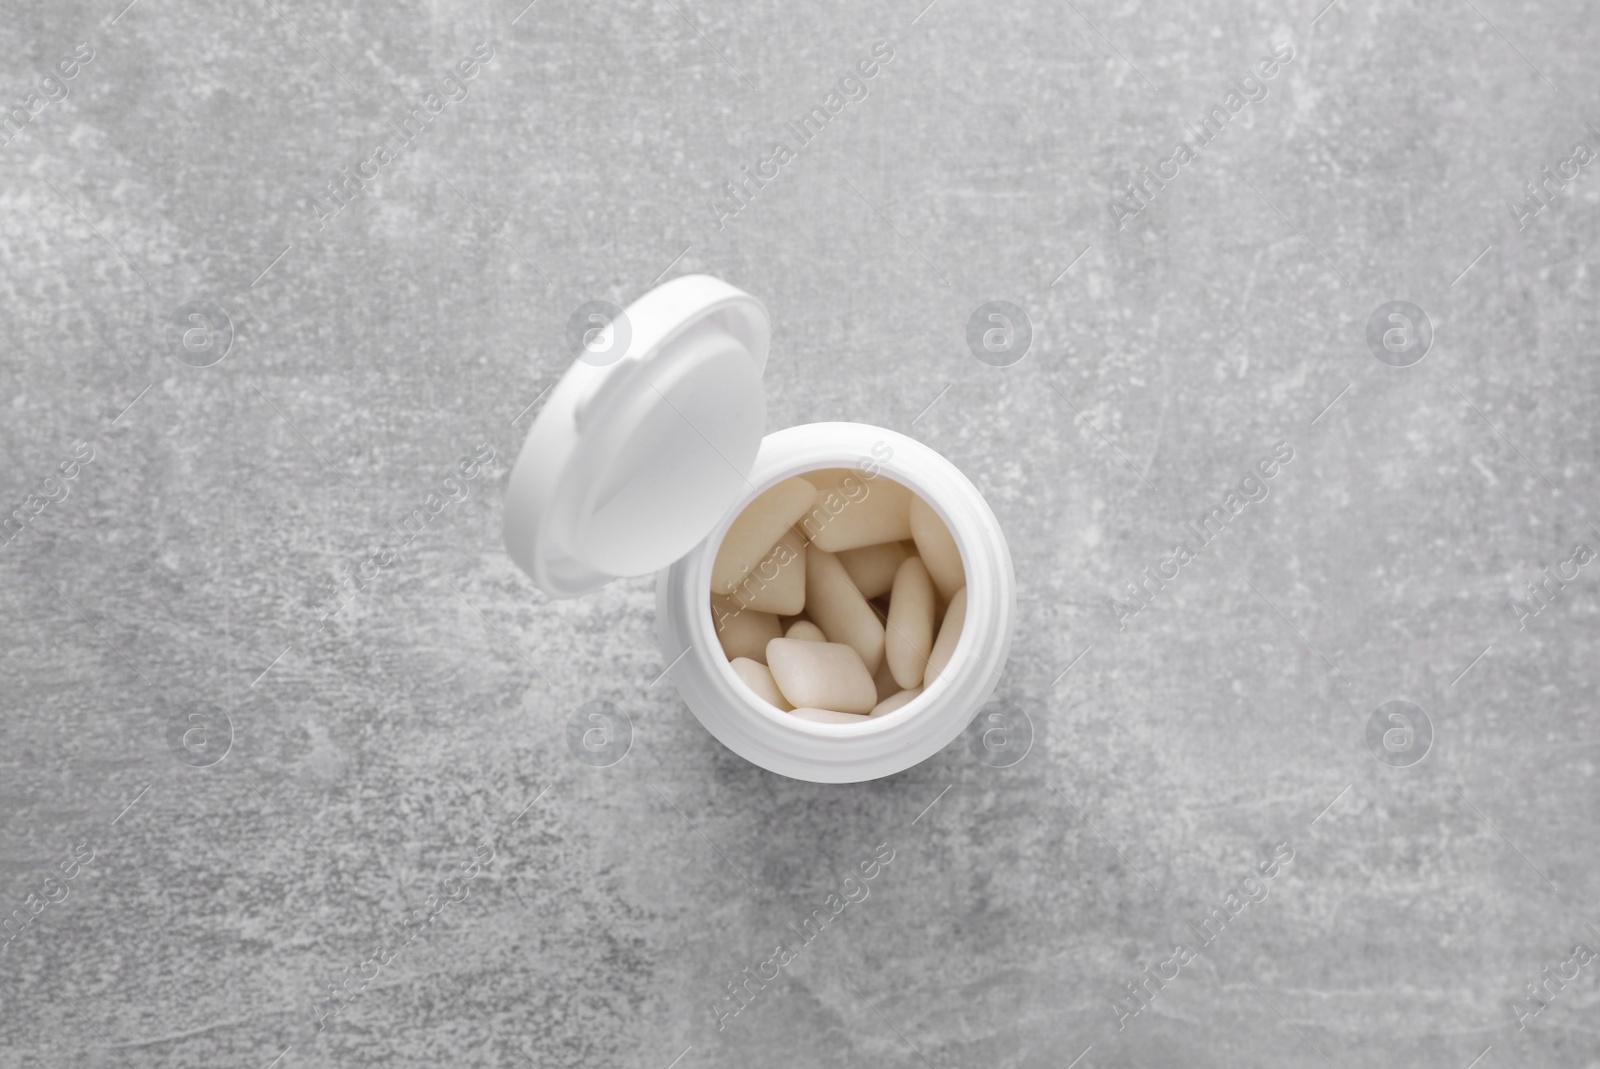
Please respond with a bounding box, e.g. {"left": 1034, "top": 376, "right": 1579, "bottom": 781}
{"left": 503, "top": 276, "right": 1015, "bottom": 783}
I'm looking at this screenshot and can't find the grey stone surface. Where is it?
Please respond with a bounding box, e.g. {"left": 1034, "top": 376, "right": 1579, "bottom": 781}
{"left": 1, "top": 0, "right": 1597, "bottom": 1066}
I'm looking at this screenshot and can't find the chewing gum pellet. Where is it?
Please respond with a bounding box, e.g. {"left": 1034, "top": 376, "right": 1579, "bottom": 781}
{"left": 712, "top": 477, "right": 817, "bottom": 596}
{"left": 923, "top": 585, "right": 966, "bottom": 687}
{"left": 837, "top": 540, "right": 912, "bottom": 599}
{"left": 785, "top": 620, "right": 826, "bottom": 642}
{"left": 909, "top": 495, "right": 964, "bottom": 602}
{"left": 800, "top": 468, "right": 913, "bottom": 552}
{"left": 712, "top": 596, "right": 782, "bottom": 663}
{"left": 885, "top": 557, "right": 935, "bottom": 690}
{"left": 804, "top": 545, "right": 885, "bottom": 675}
{"left": 787, "top": 706, "right": 869, "bottom": 724}
{"left": 870, "top": 688, "right": 922, "bottom": 717}
{"left": 731, "top": 656, "right": 793, "bottom": 711}
{"left": 871, "top": 652, "right": 900, "bottom": 703}
{"left": 766, "top": 637, "right": 877, "bottom": 714}
{"left": 723, "top": 528, "right": 806, "bottom": 615}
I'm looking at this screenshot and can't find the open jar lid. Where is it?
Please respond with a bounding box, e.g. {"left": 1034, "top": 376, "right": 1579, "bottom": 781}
{"left": 503, "top": 275, "right": 771, "bottom": 597}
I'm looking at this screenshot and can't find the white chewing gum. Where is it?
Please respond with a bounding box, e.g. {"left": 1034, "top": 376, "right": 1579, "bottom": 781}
{"left": 837, "top": 540, "right": 912, "bottom": 599}
{"left": 800, "top": 469, "right": 913, "bottom": 552}
{"left": 922, "top": 585, "right": 966, "bottom": 687}
{"left": 711, "top": 477, "right": 817, "bottom": 596}
{"left": 909, "top": 494, "right": 965, "bottom": 602}
{"left": 730, "top": 656, "right": 793, "bottom": 710}
{"left": 804, "top": 544, "right": 886, "bottom": 675}
{"left": 712, "top": 474, "right": 968, "bottom": 725}
{"left": 787, "top": 707, "right": 868, "bottom": 724}
{"left": 724, "top": 528, "right": 806, "bottom": 615}
{"left": 885, "top": 557, "right": 935, "bottom": 690}
{"left": 765, "top": 637, "right": 877, "bottom": 714}
{"left": 785, "top": 619, "right": 826, "bottom": 642}
{"left": 712, "top": 596, "right": 783, "bottom": 663}
{"left": 871, "top": 652, "right": 900, "bottom": 702}
{"left": 870, "top": 687, "right": 922, "bottom": 717}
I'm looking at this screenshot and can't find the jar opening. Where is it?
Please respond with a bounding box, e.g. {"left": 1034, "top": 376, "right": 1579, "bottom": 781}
{"left": 701, "top": 460, "right": 971, "bottom": 732}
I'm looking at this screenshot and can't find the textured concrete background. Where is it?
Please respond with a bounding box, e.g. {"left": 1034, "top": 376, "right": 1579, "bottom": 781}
{"left": 1, "top": 0, "right": 1597, "bottom": 1066}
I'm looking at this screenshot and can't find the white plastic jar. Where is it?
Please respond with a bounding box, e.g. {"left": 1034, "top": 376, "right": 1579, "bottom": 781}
{"left": 503, "top": 276, "right": 1014, "bottom": 782}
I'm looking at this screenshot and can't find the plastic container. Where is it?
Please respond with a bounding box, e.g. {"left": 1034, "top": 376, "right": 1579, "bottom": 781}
{"left": 503, "top": 275, "right": 1014, "bottom": 782}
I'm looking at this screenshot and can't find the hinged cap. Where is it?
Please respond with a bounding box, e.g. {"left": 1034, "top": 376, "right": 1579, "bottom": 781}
{"left": 503, "top": 275, "right": 770, "bottom": 597}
